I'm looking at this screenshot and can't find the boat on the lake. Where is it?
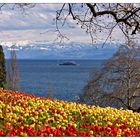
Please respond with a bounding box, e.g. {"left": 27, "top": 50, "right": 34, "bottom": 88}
{"left": 59, "top": 61, "right": 77, "bottom": 66}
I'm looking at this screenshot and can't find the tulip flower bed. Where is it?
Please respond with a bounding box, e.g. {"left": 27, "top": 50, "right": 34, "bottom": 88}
{"left": 0, "top": 90, "right": 140, "bottom": 137}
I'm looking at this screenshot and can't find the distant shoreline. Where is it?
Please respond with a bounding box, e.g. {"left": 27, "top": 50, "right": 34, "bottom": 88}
{"left": 6, "top": 59, "right": 108, "bottom": 61}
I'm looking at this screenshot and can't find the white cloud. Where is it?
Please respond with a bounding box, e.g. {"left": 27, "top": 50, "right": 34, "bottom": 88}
{"left": 0, "top": 40, "right": 31, "bottom": 47}
{"left": 39, "top": 47, "right": 49, "bottom": 51}
{"left": 0, "top": 3, "right": 136, "bottom": 45}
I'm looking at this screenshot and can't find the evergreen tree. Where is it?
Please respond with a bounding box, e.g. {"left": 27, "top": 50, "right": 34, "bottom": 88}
{"left": 0, "top": 45, "right": 7, "bottom": 89}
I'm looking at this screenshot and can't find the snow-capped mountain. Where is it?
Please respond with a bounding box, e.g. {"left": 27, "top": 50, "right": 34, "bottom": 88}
{"left": 3, "top": 41, "right": 119, "bottom": 60}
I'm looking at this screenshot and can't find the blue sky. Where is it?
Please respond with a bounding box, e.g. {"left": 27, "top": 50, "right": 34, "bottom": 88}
{"left": 0, "top": 3, "right": 128, "bottom": 47}
{"left": 1, "top": 3, "right": 139, "bottom": 60}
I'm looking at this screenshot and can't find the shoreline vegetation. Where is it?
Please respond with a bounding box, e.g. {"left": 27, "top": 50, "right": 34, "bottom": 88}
{"left": 0, "top": 89, "right": 139, "bottom": 137}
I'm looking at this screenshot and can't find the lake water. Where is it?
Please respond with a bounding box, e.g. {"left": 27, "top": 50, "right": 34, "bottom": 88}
{"left": 6, "top": 60, "right": 105, "bottom": 102}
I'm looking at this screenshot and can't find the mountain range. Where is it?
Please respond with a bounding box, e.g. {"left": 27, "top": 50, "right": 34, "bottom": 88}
{"left": 3, "top": 42, "right": 119, "bottom": 60}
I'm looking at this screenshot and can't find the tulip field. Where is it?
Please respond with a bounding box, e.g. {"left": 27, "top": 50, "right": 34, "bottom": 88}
{"left": 0, "top": 90, "right": 140, "bottom": 137}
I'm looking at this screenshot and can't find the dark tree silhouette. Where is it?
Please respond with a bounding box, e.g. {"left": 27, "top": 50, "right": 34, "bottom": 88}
{"left": 0, "top": 45, "right": 7, "bottom": 89}
{"left": 80, "top": 40, "right": 140, "bottom": 112}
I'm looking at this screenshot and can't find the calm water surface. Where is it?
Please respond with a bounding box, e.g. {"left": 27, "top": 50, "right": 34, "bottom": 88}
{"left": 6, "top": 60, "right": 105, "bottom": 102}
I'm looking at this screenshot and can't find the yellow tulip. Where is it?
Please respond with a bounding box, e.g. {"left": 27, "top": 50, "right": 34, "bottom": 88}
{"left": 30, "top": 124, "right": 35, "bottom": 128}
{"left": 20, "top": 132, "right": 28, "bottom": 136}
{"left": 89, "top": 130, "right": 94, "bottom": 135}
{"left": 56, "top": 124, "right": 61, "bottom": 129}
{"left": 107, "top": 121, "right": 112, "bottom": 126}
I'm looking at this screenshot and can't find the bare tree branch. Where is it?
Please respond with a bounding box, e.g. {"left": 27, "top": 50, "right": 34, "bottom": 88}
{"left": 81, "top": 38, "right": 140, "bottom": 111}
{"left": 56, "top": 3, "right": 140, "bottom": 44}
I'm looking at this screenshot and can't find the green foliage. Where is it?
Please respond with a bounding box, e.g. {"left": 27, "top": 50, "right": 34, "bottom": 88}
{"left": 0, "top": 45, "right": 7, "bottom": 89}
